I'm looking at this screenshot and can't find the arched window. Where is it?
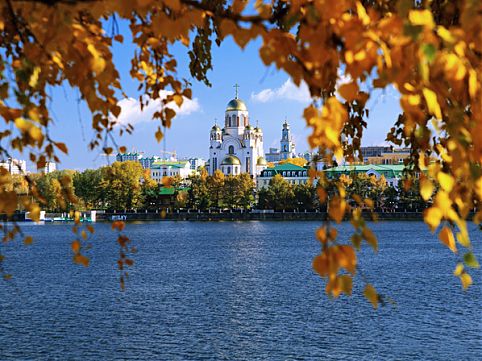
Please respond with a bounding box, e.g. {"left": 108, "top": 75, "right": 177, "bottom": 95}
{"left": 228, "top": 145, "right": 234, "bottom": 155}
{"left": 227, "top": 166, "right": 231, "bottom": 175}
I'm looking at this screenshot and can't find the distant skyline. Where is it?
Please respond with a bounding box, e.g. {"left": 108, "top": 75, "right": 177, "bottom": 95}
{"left": 12, "top": 20, "right": 402, "bottom": 171}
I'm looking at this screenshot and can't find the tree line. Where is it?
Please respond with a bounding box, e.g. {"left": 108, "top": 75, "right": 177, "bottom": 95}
{"left": 9, "top": 161, "right": 426, "bottom": 213}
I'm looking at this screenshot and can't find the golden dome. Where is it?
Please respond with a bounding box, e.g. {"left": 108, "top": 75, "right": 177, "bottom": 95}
{"left": 226, "top": 98, "right": 247, "bottom": 111}
{"left": 221, "top": 155, "right": 241, "bottom": 166}
{"left": 257, "top": 156, "right": 267, "bottom": 166}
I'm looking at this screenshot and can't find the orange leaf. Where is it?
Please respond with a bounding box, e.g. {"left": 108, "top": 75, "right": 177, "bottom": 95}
{"left": 71, "top": 240, "right": 81, "bottom": 253}
{"left": 364, "top": 284, "right": 378, "bottom": 309}
{"left": 438, "top": 226, "right": 457, "bottom": 253}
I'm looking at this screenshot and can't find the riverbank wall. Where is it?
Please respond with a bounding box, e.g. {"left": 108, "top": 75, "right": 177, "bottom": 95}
{"left": 91, "top": 210, "right": 425, "bottom": 222}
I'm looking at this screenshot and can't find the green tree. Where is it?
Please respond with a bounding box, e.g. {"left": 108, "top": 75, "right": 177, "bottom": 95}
{"left": 293, "top": 182, "right": 317, "bottom": 211}
{"left": 187, "top": 169, "right": 211, "bottom": 210}
{"left": 100, "top": 161, "right": 145, "bottom": 210}
{"left": 73, "top": 169, "right": 103, "bottom": 210}
{"left": 208, "top": 170, "right": 225, "bottom": 209}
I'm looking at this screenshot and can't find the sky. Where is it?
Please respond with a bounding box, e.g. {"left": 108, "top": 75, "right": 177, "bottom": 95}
{"left": 41, "top": 20, "right": 401, "bottom": 171}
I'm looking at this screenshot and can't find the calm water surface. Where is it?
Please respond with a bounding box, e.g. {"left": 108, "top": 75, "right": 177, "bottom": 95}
{"left": 0, "top": 221, "right": 481, "bottom": 360}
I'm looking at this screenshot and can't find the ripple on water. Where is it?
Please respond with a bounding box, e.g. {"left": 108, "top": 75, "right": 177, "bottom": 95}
{"left": 0, "top": 221, "right": 480, "bottom": 360}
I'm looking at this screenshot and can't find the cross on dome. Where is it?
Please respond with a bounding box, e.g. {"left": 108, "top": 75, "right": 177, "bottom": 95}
{"left": 233, "top": 83, "right": 240, "bottom": 99}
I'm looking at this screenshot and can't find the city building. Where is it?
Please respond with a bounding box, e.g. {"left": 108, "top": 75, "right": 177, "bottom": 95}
{"left": 0, "top": 158, "right": 27, "bottom": 175}
{"left": 116, "top": 151, "right": 161, "bottom": 169}
{"left": 323, "top": 164, "right": 406, "bottom": 188}
{"left": 208, "top": 85, "right": 267, "bottom": 178}
{"left": 188, "top": 157, "right": 206, "bottom": 171}
{"left": 257, "top": 163, "right": 310, "bottom": 190}
{"left": 38, "top": 161, "right": 57, "bottom": 174}
{"left": 150, "top": 160, "right": 193, "bottom": 184}
{"left": 265, "top": 120, "right": 297, "bottom": 162}
{"left": 359, "top": 146, "right": 410, "bottom": 165}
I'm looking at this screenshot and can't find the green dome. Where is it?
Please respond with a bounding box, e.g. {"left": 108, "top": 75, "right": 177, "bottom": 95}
{"left": 257, "top": 156, "right": 267, "bottom": 166}
{"left": 226, "top": 98, "right": 247, "bottom": 111}
{"left": 221, "top": 155, "right": 241, "bottom": 166}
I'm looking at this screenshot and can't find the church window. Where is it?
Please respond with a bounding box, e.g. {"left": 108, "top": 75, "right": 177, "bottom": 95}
{"left": 227, "top": 166, "right": 231, "bottom": 175}
{"left": 246, "top": 157, "right": 250, "bottom": 173}
{"left": 228, "top": 145, "right": 235, "bottom": 154}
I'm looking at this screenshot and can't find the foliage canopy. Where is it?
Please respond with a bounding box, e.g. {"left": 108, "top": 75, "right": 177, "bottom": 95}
{"left": 0, "top": 0, "right": 481, "bottom": 305}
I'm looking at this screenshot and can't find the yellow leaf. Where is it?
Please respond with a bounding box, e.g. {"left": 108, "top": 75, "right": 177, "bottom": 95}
{"left": 438, "top": 226, "right": 457, "bottom": 253}
{"left": 437, "top": 172, "right": 454, "bottom": 192}
{"left": 23, "top": 236, "right": 33, "bottom": 245}
{"left": 423, "top": 88, "right": 442, "bottom": 119}
{"left": 87, "top": 44, "right": 106, "bottom": 74}
{"left": 475, "top": 177, "right": 482, "bottom": 201}
{"left": 436, "top": 26, "right": 455, "bottom": 43}
{"left": 356, "top": 1, "right": 370, "bottom": 25}
{"left": 29, "top": 67, "right": 41, "bottom": 88}
{"left": 338, "top": 82, "right": 359, "bottom": 102}
{"left": 420, "top": 177, "right": 434, "bottom": 201}
{"left": 453, "top": 263, "right": 464, "bottom": 276}
{"left": 459, "top": 273, "right": 472, "bottom": 290}
{"left": 328, "top": 196, "right": 346, "bottom": 223}
{"left": 364, "top": 284, "right": 378, "bottom": 309}
{"left": 424, "top": 206, "right": 442, "bottom": 231}
{"left": 409, "top": 10, "right": 434, "bottom": 29}
{"left": 172, "top": 94, "right": 183, "bottom": 107}
{"left": 468, "top": 69, "right": 478, "bottom": 100}
{"left": 362, "top": 227, "right": 378, "bottom": 252}
{"left": 87, "top": 225, "right": 95, "bottom": 234}
{"left": 81, "top": 230, "right": 87, "bottom": 240}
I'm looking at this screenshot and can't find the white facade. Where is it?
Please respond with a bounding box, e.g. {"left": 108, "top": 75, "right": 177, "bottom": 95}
{"left": 256, "top": 164, "right": 310, "bottom": 190}
{"left": 188, "top": 157, "right": 206, "bottom": 171}
{"left": 0, "top": 158, "right": 27, "bottom": 175}
{"left": 208, "top": 90, "right": 266, "bottom": 178}
{"left": 150, "top": 161, "right": 193, "bottom": 184}
{"left": 39, "top": 161, "right": 56, "bottom": 174}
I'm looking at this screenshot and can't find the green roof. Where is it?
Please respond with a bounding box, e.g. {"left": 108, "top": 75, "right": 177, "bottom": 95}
{"left": 324, "top": 164, "right": 406, "bottom": 178}
{"left": 151, "top": 161, "right": 189, "bottom": 169}
{"left": 266, "top": 163, "right": 307, "bottom": 172}
{"left": 157, "top": 186, "right": 190, "bottom": 195}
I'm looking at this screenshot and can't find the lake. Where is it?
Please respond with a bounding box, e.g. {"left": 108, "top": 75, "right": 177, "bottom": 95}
{"left": 0, "top": 221, "right": 481, "bottom": 360}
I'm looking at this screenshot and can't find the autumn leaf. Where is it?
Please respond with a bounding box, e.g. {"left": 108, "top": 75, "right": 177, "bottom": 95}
{"left": 419, "top": 177, "right": 434, "bottom": 201}
{"left": 338, "top": 82, "right": 359, "bottom": 102}
{"left": 71, "top": 240, "right": 81, "bottom": 253}
{"left": 438, "top": 226, "right": 457, "bottom": 253}
{"left": 23, "top": 236, "right": 33, "bottom": 245}
{"left": 422, "top": 88, "right": 442, "bottom": 120}
{"left": 364, "top": 284, "right": 378, "bottom": 309}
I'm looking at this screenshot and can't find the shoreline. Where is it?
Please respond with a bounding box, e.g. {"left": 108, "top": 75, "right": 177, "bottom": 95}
{"left": 96, "top": 211, "right": 425, "bottom": 222}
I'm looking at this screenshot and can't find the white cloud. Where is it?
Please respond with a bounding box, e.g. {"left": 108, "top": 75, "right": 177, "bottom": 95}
{"left": 112, "top": 91, "right": 200, "bottom": 126}
{"left": 251, "top": 79, "right": 311, "bottom": 104}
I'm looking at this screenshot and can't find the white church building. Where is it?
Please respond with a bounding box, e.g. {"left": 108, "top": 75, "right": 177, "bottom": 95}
{"left": 207, "top": 86, "right": 267, "bottom": 179}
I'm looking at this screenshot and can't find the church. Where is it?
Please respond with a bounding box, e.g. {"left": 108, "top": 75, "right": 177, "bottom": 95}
{"left": 207, "top": 86, "right": 267, "bottom": 179}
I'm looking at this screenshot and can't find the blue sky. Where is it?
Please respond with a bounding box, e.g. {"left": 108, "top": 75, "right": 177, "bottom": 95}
{"left": 44, "top": 21, "right": 401, "bottom": 171}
